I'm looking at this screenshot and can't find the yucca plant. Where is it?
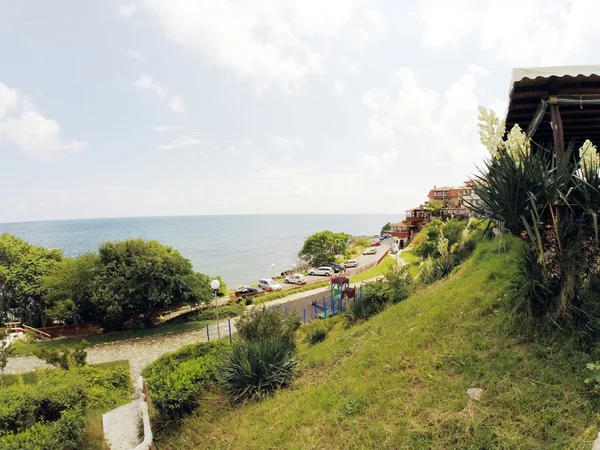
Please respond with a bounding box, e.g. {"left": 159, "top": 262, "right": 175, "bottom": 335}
{"left": 305, "top": 326, "right": 327, "bottom": 345}
{"left": 220, "top": 339, "right": 297, "bottom": 402}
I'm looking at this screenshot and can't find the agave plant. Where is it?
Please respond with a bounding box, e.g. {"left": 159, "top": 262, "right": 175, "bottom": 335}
{"left": 221, "top": 339, "right": 297, "bottom": 402}
{"left": 472, "top": 138, "right": 600, "bottom": 330}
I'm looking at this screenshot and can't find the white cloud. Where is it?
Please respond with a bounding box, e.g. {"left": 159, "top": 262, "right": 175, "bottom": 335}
{"left": 133, "top": 74, "right": 167, "bottom": 98}
{"left": 155, "top": 133, "right": 206, "bottom": 150}
{"left": 126, "top": 49, "right": 141, "bottom": 59}
{"left": 118, "top": 2, "right": 136, "bottom": 18}
{"left": 242, "top": 138, "right": 254, "bottom": 146}
{"left": 168, "top": 95, "right": 185, "bottom": 114}
{"left": 136, "top": 0, "right": 357, "bottom": 90}
{"left": 364, "top": 11, "right": 386, "bottom": 35}
{"left": 361, "top": 149, "right": 398, "bottom": 172}
{"left": 428, "top": 64, "right": 489, "bottom": 164}
{"left": 154, "top": 125, "right": 182, "bottom": 132}
{"left": 333, "top": 81, "right": 345, "bottom": 95}
{"left": 363, "top": 67, "right": 437, "bottom": 139}
{"left": 291, "top": 182, "right": 311, "bottom": 198}
{"left": 0, "top": 82, "right": 19, "bottom": 119}
{"left": 363, "top": 65, "right": 490, "bottom": 166}
{"left": 0, "top": 81, "right": 87, "bottom": 161}
{"left": 270, "top": 136, "right": 303, "bottom": 147}
{"left": 133, "top": 74, "right": 185, "bottom": 114}
{"left": 417, "top": 0, "right": 600, "bottom": 65}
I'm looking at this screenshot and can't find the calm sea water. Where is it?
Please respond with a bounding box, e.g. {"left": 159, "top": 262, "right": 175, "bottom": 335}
{"left": 0, "top": 215, "right": 396, "bottom": 288}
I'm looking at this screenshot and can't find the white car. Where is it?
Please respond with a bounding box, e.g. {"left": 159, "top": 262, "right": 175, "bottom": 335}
{"left": 258, "top": 278, "right": 282, "bottom": 291}
{"left": 284, "top": 274, "right": 307, "bottom": 285}
{"left": 363, "top": 248, "right": 377, "bottom": 255}
{"left": 343, "top": 260, "right": 358, "bottom": 268}
{"left": 308, "top": 266, "right": 334, "bottom": 276}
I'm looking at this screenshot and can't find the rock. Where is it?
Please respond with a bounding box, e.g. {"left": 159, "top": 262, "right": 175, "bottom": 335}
{"left": 466, "top": 387, "right": 483, "bottom": 400}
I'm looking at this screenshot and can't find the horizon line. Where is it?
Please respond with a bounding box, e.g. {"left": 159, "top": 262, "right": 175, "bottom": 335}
{"left": 0, "top": 212, "right": 407, "bottom": 226}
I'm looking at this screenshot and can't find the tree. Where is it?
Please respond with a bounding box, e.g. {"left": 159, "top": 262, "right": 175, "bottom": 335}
{"left": 91, "top": 239, "right": 212, "bottom": 329}
{"left": 381, "top": 222, "right": 391, "bottom": 234}
{"left": 43, "top": 253, "right": 99, "bottom": 324}
{"left": 441, "top": 219, "right": 467, "bottom": 248}
{"left": 426, "top": 199, "right": 444, "bottom": 216}
{"left": 0, "top": 234, "right": 63, "bottom": 326}
{"left": 298, "top": 231, "right": 350, "bottom": 267}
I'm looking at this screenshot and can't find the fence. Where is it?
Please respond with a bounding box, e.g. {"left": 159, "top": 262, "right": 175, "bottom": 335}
{"left": 201, "top": 286, "right": 367, "bottom": 342}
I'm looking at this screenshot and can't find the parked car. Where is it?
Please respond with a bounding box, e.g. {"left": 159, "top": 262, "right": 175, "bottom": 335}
{"left": 258, "top": 278, "right": 282, "bottom": 291}
{"left": 284, "top": 274, "right": 307, "bottom": 285}
{"left": 363, "top": 248, "right": 377, "bottom": 255}
{"left": 343, "top": 259, "right": 358, "bottom": 268}
{"left": 372, "top": 241, "right": 381, "bottom": 246}
{"left": 234, "top": 286, "right": 264, "bottom": 299}
{"left": 324, "top": 262, "right": 344, "bottom": 273}
{"left": 308, "top": 266, "right": 334, "bottom": 276}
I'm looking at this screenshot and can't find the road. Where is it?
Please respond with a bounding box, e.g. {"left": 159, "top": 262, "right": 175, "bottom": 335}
{"left": 279, "top": 239, "right": 393, "bottom": 289}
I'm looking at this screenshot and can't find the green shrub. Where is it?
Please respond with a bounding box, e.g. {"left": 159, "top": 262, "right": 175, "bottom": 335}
{"left": 245, "top": 297, "right": 254, "bottom": 305}
{"left": 344, "top": 281, "right": 389, "bottom": 327}
{"left": 305, "top": 326, "right": 328, "bottom": 345}
{"left": 221, "top": 339, "right": 297, "bottom": 402}
{"left": 254, "top": 281, "right": 329, "bottom": 305}
{"left": 0, "top": 364, "right": 129, "bottom": 450}
{"left": 195, "top": 303, "right": 245, "bottom": 321}
{"left": 143, "top": 341, "right": 229, "bottom": 418}
{"left": 236, "top": 306, "right": 301, "bottom": 349}
{"left": 0, "top": 408, "right": 85, "bottom": 450}
{"left": 0, "top": 374, "right": 87, "bottom": 433}
{"left": 36, "top": 340, "right": 88, "bottom": 370}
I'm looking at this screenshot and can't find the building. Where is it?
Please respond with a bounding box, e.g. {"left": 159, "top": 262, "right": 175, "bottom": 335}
{"left": 390, "top": 221, "right": 411, "bottom": 249}
{"left": 427, "top": 186, "right": 460, "bottom": 207}
{"left": 458, "top": 180, "right": 482, "bottom": 212}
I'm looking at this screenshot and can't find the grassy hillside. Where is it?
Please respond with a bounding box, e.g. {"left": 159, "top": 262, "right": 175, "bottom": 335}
{"left": 158, "top": 238, "right": 600, "bottom": 449}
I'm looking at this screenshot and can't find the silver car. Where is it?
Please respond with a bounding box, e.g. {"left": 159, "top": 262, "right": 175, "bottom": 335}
{"left": 308, "top": 266, "right": 334, "bottom": 276}
{"left": 343, "top": 260, "right": 358, "bottom": 268}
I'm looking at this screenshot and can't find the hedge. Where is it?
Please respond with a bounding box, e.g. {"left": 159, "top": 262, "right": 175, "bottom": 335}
{"left": 0, "top": 364, "right": 130, "bottom": 449}
{"left": 143, "top": 341, "right": 229, "bottom": 418}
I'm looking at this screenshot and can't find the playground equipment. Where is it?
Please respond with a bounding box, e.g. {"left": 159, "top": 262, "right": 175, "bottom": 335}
{"left": 313, "top": 275, "right": 357, "bottom": 319}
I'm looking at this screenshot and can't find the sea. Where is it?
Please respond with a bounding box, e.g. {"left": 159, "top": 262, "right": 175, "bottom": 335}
{"left": 0, "top": 215, "right": 397, "bottom": 288}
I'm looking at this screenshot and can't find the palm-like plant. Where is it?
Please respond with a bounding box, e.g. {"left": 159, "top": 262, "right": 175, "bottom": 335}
{"left": 472, "top": 138, "right": 600, "bottom": 330}
{"left": 221, "top": 339, "right": 297, "bottom": 402}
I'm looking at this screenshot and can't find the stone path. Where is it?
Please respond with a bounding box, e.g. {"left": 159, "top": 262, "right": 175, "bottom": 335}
{"left": 4, "top": 253, "right": 405, "bottom": 379}
{"left": 4, "top": 320, "right": 237, "bottom": 379}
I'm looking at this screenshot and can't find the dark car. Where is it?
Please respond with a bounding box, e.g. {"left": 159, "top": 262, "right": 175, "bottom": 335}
{"left": 234, "top": 286, "right": 264, "bottom": 299}
{"left": 325, "top": 262, "right": 344, "bottom": 273}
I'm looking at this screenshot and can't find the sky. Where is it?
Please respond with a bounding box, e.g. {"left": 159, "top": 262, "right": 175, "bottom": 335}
{"left": 1, "top": 0, "right": 600, "bottom": 223}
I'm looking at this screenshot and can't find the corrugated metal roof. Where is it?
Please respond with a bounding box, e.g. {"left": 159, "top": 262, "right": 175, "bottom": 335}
{"left": 505, "top": 65, "right": 600, "bottom": 149}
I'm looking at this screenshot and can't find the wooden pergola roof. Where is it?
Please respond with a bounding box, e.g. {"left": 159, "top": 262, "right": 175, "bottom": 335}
{"left": 504, "top": 66, "right": 600, "bottom": 152}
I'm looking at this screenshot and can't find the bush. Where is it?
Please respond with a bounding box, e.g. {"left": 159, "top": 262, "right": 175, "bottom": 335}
{"left": 236, "top": 306, "right": 301, "bottom": 349}
{"left": 0, "top": 408, "right": 85, "bottom": 450}
{"left": 36, "top": 340, "right": 88, "bottom": 370}
{"left": 0, "top": 374, "right": 87, "bottom": 433}
{"left": 143, "top": 341, "right": 229, "bottom": 418}
{"left": 305, "top": 326, "right": 328, "bottom": 345}
{"left": 245, "top": 297, "right": 254, "bottom": 305}
{"left": 221, "top": 339, "right": 297, "bottom": 402}
{"left": 195, "top": 303, "right": 245, "bottom": 321}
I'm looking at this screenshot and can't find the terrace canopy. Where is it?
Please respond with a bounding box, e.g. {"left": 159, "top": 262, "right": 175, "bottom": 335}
{"left": 504, "top": 65, "right": 600, "bottom": 157}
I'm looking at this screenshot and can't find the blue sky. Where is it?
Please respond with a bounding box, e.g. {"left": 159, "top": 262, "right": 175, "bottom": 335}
{"left": 1, "top": 0, "right": 599, "bottom": 223}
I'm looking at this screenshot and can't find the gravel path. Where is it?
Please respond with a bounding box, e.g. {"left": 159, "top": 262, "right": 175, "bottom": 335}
{"left": 4, "top": 320, "right": 237, "bottom": 379}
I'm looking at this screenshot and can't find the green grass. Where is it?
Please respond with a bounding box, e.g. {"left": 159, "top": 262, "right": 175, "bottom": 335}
{"left": 399, "top": 250, "right": 421, "bottom": 278}
{"left": 157, "top": 237, "right": 600, "bottom": 449}
{"left": 11, "top": 318, "right": 218, "bottom": 356}
{"left": 254, "top": 281, "right": 330, "bottom": 305}
{"left": 349, "top": 257, "right": 396, "bottom": 284}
